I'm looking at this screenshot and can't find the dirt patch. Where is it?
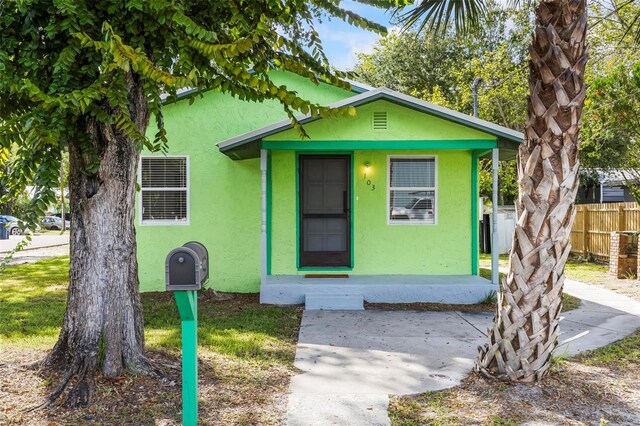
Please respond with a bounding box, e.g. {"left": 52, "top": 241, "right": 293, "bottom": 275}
{"left": 365, "top": 301, "right": 495, "bottom": 313}
{"left": 0, "top": 346, "right": 295, "bottom": 425}
{"left": 365, "top": 293, "right": 581, "bottom": 313}
{"left": 389, "top": 332, "right": 640, "bottom": 426}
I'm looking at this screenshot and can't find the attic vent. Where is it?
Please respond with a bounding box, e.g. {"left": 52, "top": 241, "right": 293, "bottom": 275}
{"left": 372, "top": 111, "right": 388, "bottom": 130}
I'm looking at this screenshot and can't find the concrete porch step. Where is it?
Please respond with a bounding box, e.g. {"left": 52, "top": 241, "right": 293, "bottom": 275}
{"left": 305, "top": 293, "right": 364, "bottom": 310}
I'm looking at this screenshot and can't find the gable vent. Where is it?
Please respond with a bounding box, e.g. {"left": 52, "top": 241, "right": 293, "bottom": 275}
{"left": 372, "top": 111, "right": 388, "bottom": 130}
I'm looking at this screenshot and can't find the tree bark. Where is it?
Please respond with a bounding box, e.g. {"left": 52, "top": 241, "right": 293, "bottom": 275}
{"left": 476, "top": 0, "right": 588, "bottom": 381}
{"left": 45, "top": 73, "right": 158, "bottom": 407}
{"left": 60, "top": 165, "right": 66, "bottom": 231}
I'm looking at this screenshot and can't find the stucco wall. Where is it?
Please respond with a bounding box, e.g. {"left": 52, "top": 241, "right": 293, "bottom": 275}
{"left": 270, "top": 150, "right": 473, "bottom": 275}
{"left": 136, "top": 72, "right": 352, "bottom": 292}
{"left": 266, "top": 100, "right": 492, "bottom": 141}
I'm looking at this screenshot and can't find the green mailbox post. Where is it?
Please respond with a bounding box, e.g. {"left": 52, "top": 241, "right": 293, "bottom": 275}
{"left": 166, "top": 242, "right": 209, "bottom": 426}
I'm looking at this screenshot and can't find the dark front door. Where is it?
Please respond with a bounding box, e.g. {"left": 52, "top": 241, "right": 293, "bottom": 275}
{"left": 299, "top": 155, "right": 351, "bottom": 267}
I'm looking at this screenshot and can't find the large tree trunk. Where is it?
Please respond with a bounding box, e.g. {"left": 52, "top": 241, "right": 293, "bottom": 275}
{"left": 45, "top": 74, "right": 157, "bottom": 407}
{"left": 476, "top": 0, "right": 587, "bottom": 381}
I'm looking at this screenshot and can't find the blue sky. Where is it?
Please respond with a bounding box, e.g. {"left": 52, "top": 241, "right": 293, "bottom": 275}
{"left": 315, "top": 1, "right": 400, "bottom": 71}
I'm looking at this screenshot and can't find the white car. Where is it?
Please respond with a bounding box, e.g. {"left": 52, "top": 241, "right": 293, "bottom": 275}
{"left": 391, "top": 197, "right": 435, "bottom": 221}
{"left": 41, "top": 216, "right": 71, "bottom": 230}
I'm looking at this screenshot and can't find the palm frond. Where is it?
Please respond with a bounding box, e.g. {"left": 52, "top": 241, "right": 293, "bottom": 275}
{"left": 623, "top": 7, "right": 640, "bottom": 45}
{"left": 395, "top": 0, "right": 488, "bottom": 34}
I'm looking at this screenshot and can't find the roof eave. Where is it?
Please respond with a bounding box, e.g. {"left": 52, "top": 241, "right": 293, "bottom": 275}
{"left": 217, "top": 87, "right": 524, "bottom": 157}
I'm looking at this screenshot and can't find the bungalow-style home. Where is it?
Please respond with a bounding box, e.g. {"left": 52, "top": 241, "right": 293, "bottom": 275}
{"left": 136, "top": 72, "right": 523, "bottom": 309}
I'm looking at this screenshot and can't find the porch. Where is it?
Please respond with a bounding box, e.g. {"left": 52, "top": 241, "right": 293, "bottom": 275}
{"left": 215, "top": 86, "right": 523, "bottom": 308}
{"left": 260, "top": 274, "right": 498, "bottom": 309}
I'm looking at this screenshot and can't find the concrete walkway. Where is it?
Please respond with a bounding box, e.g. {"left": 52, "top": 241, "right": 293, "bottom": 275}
{"left": 286, "top": 284, "right": 640, "bottom": 426}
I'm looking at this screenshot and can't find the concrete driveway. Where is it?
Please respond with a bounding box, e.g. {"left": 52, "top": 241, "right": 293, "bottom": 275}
{"left": 286, "top": 285, "right": 640, "bottom": 426}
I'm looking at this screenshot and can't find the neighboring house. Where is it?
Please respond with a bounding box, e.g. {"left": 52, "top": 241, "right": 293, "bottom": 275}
{"left": 136, "top": 72, "right": 523, "bottom": 307}
{"left": 577, "top": 169, "right": 637, "bottom": 204}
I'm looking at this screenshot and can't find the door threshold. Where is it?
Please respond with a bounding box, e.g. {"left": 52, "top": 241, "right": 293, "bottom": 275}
{"left": 304, "top": 274, "right": 350, "bottom": 279}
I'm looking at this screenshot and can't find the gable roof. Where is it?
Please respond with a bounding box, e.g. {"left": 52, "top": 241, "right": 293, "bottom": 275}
{"left": 161, "top": 78, "right": 372, "bottom": 104}
{"left": 217, "top": 86, "right": 524, "bottom": 160}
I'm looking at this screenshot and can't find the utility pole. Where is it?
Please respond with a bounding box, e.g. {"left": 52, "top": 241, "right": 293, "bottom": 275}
{"left": 472, "top": 77, "right": 483, "bottom": 118}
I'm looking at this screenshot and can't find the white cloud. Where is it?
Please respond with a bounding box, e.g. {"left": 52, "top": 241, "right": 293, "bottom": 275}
{"left": 315, "top": 26, "right": 382, "bottom": 70}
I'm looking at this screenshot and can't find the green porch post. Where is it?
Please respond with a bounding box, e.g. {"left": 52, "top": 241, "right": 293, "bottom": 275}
{"left": 174, "top": 290, "right": 198, "bottom": 426}
{"left": 471, "top": 153, "right": 479, "bottom": 275}
{"left": 471, "top": 149, "right": 492, "bottom": 276}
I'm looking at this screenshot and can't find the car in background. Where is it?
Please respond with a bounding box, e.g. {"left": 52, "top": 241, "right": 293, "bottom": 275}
{"left": 0, "top": 215, "right": 41, "bottom": 235}
{"left": 390, "top": 196, "right": 435, "bottom": 222}
{"left": 41, "top": 215, "right": 71, "bottom": 230}
{"left": 0, "top": 215, "right": 20, "bottom": 235}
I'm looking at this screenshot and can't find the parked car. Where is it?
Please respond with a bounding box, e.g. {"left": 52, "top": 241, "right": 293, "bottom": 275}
{"left": 0, "top": 215, "right": 41, "bottom": 235}
{"left": 391, "top": 197, "right": 435, "bottom": 222}
{"left": 0, "top": 215, "right": 19, "bottom": 235}
{"left": 41, "top": 215, "right": 71, "bottom": 230}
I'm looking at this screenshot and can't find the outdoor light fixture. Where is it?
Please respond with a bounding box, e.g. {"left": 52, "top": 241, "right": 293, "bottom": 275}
{"left": 363, "top": 161, "right": 371, "bottom": 179}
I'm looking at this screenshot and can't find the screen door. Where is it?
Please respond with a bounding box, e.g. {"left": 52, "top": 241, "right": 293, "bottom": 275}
{"left": 299, "top": 155, "right": 351, "bottom": 267}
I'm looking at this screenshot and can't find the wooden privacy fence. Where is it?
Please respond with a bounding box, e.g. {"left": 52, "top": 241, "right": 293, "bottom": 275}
{"left": 570, "top": 202, "right": 640, "bottom": 260}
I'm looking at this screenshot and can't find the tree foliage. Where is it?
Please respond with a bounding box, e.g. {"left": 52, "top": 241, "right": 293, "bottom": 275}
{"left": 581, "top": 60, "right": 640, "bottom": 200}
{"left": 0, "top": 0, "right": 403, "bottom": 407}
{"left": 355, "top": 1, "right": 530, "bottom": 204}
{"left": 0, "top": 0, "right": 398, "bottom": 232}
{"left": 356, "top": 1, "right": 640, "bottom": 205}
{"left": 578, "top": 1, "right": 640, "bottom": 199}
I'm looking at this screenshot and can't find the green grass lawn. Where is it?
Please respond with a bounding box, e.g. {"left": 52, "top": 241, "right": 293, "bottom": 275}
{"left": 0, "top": 257, "right": 299, "bottom": 358}
{"left": 0, "top": 257, "right": 302, "bottom": 425}
{"left": 0, "top": 257, "right": 69, "bottom": 348}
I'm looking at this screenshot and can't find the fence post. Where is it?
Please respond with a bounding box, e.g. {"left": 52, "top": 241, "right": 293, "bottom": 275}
{"left": 617, "top": 204, "right": 625, "bottom": 232}
{"left": 582, "top": 207, "right": 589, "bottom": 258}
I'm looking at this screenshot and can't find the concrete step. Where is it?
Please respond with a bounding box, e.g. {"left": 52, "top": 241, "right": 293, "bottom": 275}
{"left": 305, "top": 293, "right": 364, "bottom": 310}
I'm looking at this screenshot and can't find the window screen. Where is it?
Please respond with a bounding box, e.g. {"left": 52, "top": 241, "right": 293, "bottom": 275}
{"left": 141, "top": 157, "right": 188, "bottom": 223}
{"left": 388, "top": 157, "right": 436, "bottom": 224}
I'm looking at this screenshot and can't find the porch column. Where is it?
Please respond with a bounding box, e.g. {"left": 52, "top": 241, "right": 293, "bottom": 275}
{"left": 491, "top": 148, "right": 499, "bottom": 285}
{"left": 260, "top": 149, "right": 268, "bottom": 285}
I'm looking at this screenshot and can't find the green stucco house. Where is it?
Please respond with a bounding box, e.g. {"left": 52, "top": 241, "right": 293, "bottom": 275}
{"left": 136, "top": 72, "right": 523, "bottom": 309}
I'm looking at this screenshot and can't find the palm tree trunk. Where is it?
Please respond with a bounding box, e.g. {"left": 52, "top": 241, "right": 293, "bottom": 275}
{"left": 476, "top": 0, "right": 588, "bottom": 381}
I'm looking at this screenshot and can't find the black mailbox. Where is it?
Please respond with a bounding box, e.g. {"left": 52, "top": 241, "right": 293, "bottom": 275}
{"left": 165, "top": 242, "right": 209, "bottom": 291}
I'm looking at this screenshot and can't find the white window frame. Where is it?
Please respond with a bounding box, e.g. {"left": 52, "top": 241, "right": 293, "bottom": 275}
{"left": 139, "top": 155, "right": 190, "bottom": 226}
{"left": 387, "top": 155, "right": 438, "bottom": 226}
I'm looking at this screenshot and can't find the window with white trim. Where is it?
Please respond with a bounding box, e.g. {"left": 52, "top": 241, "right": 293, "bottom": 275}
{"left": 140, "top": 156, "right": 188, "bottom": 224}
{"left": 388, "top": 157, "right": 436, "bottom": 224}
